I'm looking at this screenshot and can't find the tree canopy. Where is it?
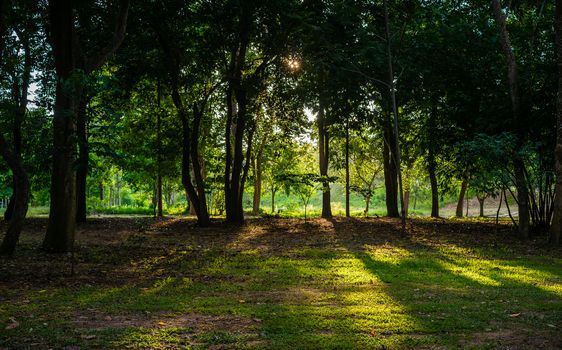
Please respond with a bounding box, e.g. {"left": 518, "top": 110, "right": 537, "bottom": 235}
{"left": 0, "top": 0, "right": 561, "bottom": 254}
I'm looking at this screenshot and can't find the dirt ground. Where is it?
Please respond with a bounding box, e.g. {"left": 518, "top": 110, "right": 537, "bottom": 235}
{"left": 0, "top": 216, "right": 561, "bottom": 349}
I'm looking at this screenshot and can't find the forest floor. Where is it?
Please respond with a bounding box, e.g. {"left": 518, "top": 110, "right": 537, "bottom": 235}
{"left": 0, "top": 217, "right": 561, "bottom": 350}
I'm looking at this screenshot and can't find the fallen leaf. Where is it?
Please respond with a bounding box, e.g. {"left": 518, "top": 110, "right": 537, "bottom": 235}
{"left": 509, "top": 313, "right": 521, "bottom": 318}
{"left": 5, "top": 318, "right": 19, "bottom": 330}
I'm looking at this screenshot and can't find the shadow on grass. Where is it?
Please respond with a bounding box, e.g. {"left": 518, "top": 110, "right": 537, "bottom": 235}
{"left": 1, "top": 217, "right": 561, "bottom": 349}
{"left": 328, "top": 217, "right": 562, "bottom": 349}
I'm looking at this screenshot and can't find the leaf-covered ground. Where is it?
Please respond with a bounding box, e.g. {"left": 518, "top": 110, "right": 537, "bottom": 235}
{"left": 0, "top": 217, "right": 561, "bottom": 349}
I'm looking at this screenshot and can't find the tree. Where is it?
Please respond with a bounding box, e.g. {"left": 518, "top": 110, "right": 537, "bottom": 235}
{"left": 348, "top": 130, "right": 383, "bottom": 216}
{"left": 383, "top": 0, "right": 406, "bottom": 229}
{"left": 490, "top": 0, "right": 530, "bottom": 239}
{"left": 278, "top": 173, "right": 318, "bottom": 222}
{"left": 550, "top": 0, "right": 562, "bottom": 245}
{"left": 43, "top": 0, "right": 129, "bottom": 252}
{"left": 1, "top": 0, "right": 36, "bottom": 222}
{"left": 263, "top": 138, "right": 301, "bottom": 215}
{"left": 0, "top": 0, "right": 31, "bottom": 255}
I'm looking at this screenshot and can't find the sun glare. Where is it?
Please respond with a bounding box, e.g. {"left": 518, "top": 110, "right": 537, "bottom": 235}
{"left": 287, "top": 58, "right": 301, "bottom": 71}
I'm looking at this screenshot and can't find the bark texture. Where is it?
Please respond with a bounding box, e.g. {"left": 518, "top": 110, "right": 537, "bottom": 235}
{"left": 42, "top": 0, "right": 78, "bottom": 252}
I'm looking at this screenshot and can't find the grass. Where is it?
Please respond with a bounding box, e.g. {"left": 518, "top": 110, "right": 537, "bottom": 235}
{"left": 0, "top": 217, "right": 561, "bottom": 349}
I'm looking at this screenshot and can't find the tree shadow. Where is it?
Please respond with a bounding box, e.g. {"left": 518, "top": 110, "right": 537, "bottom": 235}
{"left": 2, "top": 216, "right": 561, "bottom": 349}
{"left": 329, "top": 217, "right": 562, "bottom": 348}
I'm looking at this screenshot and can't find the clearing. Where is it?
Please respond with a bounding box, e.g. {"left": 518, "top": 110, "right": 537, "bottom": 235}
{"left": 0, "top": 217, "right": 561, "bottom": 349}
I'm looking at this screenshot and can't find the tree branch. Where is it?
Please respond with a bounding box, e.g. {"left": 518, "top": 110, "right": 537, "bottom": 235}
{"left": 85, "top": 0, "right": 130, "bottom": 73}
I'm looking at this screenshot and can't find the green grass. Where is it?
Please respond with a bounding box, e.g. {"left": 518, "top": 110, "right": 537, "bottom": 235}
{"left": 0, "top": 217, "right": 560, "bottom": 349}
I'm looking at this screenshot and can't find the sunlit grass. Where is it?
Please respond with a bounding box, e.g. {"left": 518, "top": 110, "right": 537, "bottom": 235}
{"left": 1, "top": 218, "right": 561, "bottom": 349}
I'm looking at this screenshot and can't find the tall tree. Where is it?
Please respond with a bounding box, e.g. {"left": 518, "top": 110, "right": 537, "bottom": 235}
{"left": 2, "top": 1, "right": 35, "bottom": 222}
{"left": 74, "top": 0, "right": 130, "bottom": 223}
{"left": 384, "top": 0, "right": 406, "bottom": 230}
{"left": 317, "top": 97, "right": 332, "bottom": 218}
{"left": 0, "top": 0, "right": 32, "bottom": 255}
{"left": 43, "top": 0, "right": 129, "bottom": 252}
{"left": 551, "top": 0, "right": 562, "bottom": 245}
{"left": 490, "top": 0, "right": 530, "bottom": 239}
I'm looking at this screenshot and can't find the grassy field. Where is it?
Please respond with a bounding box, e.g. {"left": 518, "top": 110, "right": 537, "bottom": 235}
{"left": 0, "top": 217, "right": 561, "bottom": 349}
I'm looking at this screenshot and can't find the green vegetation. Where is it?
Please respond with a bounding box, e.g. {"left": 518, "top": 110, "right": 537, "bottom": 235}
{"left": 1, "top": 218, "right": 560, "bottom": 349}
{"left": 2, "top": 0, "right": 561, "bottom": 251}
{"left": 1, "top": 1, "right": 562, "bottom": 348}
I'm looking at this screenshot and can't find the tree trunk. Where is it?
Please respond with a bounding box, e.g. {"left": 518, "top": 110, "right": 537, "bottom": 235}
{"left": 496, "top": 191, "right": 503, "bottom": 224}
{"left": 156, "top": 174, "right": 163, "bottom": 217}
{"left": 345, "top": 119, "right": 350, "bottom": 217}
{"left": 189, "top": 198, "right": 197, "bottom": 215}
{"left": 4, "top": 190, "right": 14, "bottom": 221}
{"left": 271, "top": 187, "right": 276, "bottom": 214}
{"left": 403, "top": 190, "right": 410, "bottom": 218}
{"left": 76, "top": 100, "right": 88, "bottom": 222}
{"left": 514, "top": 160, "right": 530, "bottom": 237}
{"left": 428, "top": 147, "right": 439, "bottom": 218}
{"left": 384, "top": 0, "right": 406, "bottom": 232}
{"left": 239, "top": 121, "right": 255, "bottom": 219}
{"left": 252, "top": 155, "right": 262, "bottom": 216}
{"left": 0, "top": 135, "right": 31, "bottom": 255}
{"left": 44, "top": 0, "right": 129, "bottom": 252}
{"left": 156, "top": 84, "right": 163, "bottom": 217}
{"left": 491, "top": 0, "right": 529, "bottom": 239}
{"left": 456, "top": 180, "right": 467, "bottom": 218}
{"left": 190, "top": 104, "right": 210, "bottom": 225}
{"left": 364, "top": 194, "right": 371, "bottom": 216}
{"left": 550, "top": 0, "right": 562, "bottom": 245}
{"left": 318, "top": 100, "right": 332, "bottom": 219}
{"left": 4, "top": 18, "right": 31, "bottom": 222}
{"left": 42, "top": 0, "right": 77, "bottom": 253}
{"left": 0, "top": 5, "right": 31, "bottom": 253}
{"left": 43, "top": 81, "right": 77, "bottom": 252}
{"left": 223, "top": 11, "right": 252, "bottom": 225}
{"left": 383, "top": 118, "right": 399, "bottom": 217}
{"left": 478, "top": 197, "right": 485, "bottom": 217}
{"left": 226, "top": 86, "right": 248, "bottom": 224}
{"left": 172, "top": 87, "right": 209, "bottom": 226}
